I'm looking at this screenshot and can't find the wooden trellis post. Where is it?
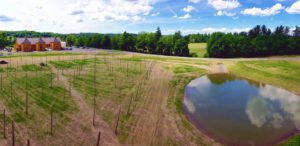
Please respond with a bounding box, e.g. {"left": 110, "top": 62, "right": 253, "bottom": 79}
{"left": 96, "top": 132, "right": 101, "bottom": 146}
{"left": 115, "top": 105, "right": 122, "bottom": 134}
{"left": 26, "top": 92, "right": 28, "bottom": 115}
{"left": 1, "top": 73, "right": 2, "bottom": 90}
{"left": 50, "top": 109, "right": 53, "bottom": 136}
{"left": 12, "top": 121, "right": 15, "bottom": 146}
{"left": 63, "top": 88, "right": 66, "bottom": 111}
{"left": 6, "top": 63, "right": 8, "bottom": 77}
{"left": 50, "top": 71, "right": 53, "bottom": 88}
{"left": 3, "top": 109, "right": 5, "bottom": 138}
{"left": 93, "top": 55, "right": 97, "bottom": 126}
{"left": 10, "top": 80, "right": 13, "bottom": 100}
{"left": 127, "top": 62, "right": 128, "bottom": 77}
{"left": 127, "top": 93, "right": 134, "bottom": 115}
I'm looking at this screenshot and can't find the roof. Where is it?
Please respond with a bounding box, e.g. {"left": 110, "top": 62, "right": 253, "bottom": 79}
{"left": 16, "top": 37, "right": 61, "bottom": 45}
{"left": 38, "top": 38, "right": 45, "bottom": 43}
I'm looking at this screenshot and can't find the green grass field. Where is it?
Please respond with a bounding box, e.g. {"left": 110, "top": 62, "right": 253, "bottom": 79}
{"left": 188, "top": 43, "right": 207, "bottom": 58}
{"left": 0, "top": 51, "right": 299, "bottom": 145}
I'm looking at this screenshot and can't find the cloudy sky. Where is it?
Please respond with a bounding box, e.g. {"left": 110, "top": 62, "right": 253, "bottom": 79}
{"left": 0, "top": 0, "right": 299, "bottom": 35}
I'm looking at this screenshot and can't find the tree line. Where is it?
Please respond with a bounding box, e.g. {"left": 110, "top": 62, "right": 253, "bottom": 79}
{"left": 66, "top": 27, "right": 190, "bottom": 57}
{"left": 187, "top": 34, "right": 210, "bottom": 43}
{"left": 207, "top": 25, "right": 300, "bottom": 58}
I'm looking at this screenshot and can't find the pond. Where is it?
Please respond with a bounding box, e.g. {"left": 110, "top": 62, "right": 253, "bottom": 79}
{"left": 183, "top": 74, "right": 300, "bottom": 145}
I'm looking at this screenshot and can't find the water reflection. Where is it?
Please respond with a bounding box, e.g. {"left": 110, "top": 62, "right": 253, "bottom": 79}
{"left": 183, "top": 74, "right": 300, "bottom": 145}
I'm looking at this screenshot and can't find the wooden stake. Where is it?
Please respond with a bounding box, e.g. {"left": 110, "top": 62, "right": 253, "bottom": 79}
{"left": 10, "top": 80, "right": 13, "bottom": 100}
{"left": 127, "top": 62, "right": 128, "bottom": 77}
{"left": 115, "top": 105, "right": 121, "bottom": 134}
{"left": 26, "top": 92, "right": 28, "bottom": 115}
{"left": 50, "top": 110, "right": 53, "bottom": 136}
{"left": 127, "top": 93, "right": 134, "bottom": 115}
{"left": 12, "top": 121, "right": 15, "bottom": 146}
{"left": 3, "top": 109, "right": 5, "bottom": 139}
{"left": 69, "top": 84, "right": 71, "bottom": 97}
{"left": 96, "top": 132, "right": 101, "bottom": 146}
{"left": 57, "top": 69, "right": 59, "bottom": 81}
{"left": 27, "top": 139, "right": 30, "bottom": 146}
{"left": 63, "top": 88, "right": 66, "bottom": 111}
{"left": 50, "top": 71, "right": 53, "bottom": 88}
{"left": 25, "top": 72, "right": 28, "bottom": 90}
{"left": 0, "top": 73, "right": 2, "bottom": 90}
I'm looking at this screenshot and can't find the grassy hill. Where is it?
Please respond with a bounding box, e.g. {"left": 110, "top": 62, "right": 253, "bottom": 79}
{"left": 188, "top": 43, "right": 207, "bottom": 58}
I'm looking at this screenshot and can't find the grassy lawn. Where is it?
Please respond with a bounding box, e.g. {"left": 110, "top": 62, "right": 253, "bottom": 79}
{"left": 227, "top": 60, "right": 300, "bottom": 145}
{"left": 0, "top": 51, "right": 299, "bottom": 145}
{"left": 188, "top": 43, "right": 207, "bottom": 58}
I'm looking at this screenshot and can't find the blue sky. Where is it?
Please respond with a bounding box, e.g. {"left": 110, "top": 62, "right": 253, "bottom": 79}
{"left": 0, "top": 0, "right": 299, "bottom": 35}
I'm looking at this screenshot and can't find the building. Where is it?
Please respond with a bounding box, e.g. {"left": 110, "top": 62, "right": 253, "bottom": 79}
{"left": 14, "top": 37, "right": 62, "bottom": 52}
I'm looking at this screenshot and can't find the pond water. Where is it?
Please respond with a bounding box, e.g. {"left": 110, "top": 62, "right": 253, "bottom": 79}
{"left": 183, "top": 74, "right": 300, "bottom": 145}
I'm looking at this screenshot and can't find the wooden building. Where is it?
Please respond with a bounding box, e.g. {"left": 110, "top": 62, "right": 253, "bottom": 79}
{"left": 14, "top": 38, "right": 62, "bottom": 52}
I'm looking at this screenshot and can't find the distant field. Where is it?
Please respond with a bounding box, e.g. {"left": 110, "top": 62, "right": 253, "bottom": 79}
{"left": 188, "top": 43, "right": 207, "bottom": 58}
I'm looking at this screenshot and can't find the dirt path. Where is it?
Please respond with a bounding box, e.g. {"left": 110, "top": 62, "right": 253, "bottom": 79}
{"left": 48, "top": 65, "right": 120, "bottom": 145}
{"left": 127, "top": 62, "right": 219, "bottom": 146}
{"left": 157, "top": 60, "right": 227, "bottom": 73}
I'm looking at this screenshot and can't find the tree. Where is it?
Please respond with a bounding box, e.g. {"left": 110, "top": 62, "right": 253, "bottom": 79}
{"left": 101, "top": 34, "right": 111, "bottom": 49}
{"left": 161, "top": 35, "right": 173, "bottom": 55}
{"left": 174, "top": 39, "right": 189, "bottom": 56}
{"left": 0, "top": 32, "right": 9, "bottom": 50}
{"left": 75, "top": 36, "right": 88, "bottom": 47}
{"left": 146, "top": 33, "right": 156, "bottom": 53}
{"left": 66, "top": 35, "right": 77, "bottom": 47}
{"left": 155, "top": 27, "right": 162, "bottom": 42}
{"left": 173, "top": 31, "right": 182, "bottom": 44}
{"left": 136, "top": 33, "right": 148, "bottom": 52}
{"left": 89, "top": 34, "right": 102, "bottom": 48}
{"left": 293, "top": 26, "right": 300, "bottom": 38}
{"left": 156, "top": 39, "right": 165, "bottom": 54}
{"left": 111, "top": 35, "right": 120, "bottom": 50}
{"left": 119, "top": 32, "right": 136, "bottom": 51}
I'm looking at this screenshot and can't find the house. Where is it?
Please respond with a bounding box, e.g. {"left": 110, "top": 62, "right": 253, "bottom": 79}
{"left": 14, "top": 37, "right": 62, "bottom": 52}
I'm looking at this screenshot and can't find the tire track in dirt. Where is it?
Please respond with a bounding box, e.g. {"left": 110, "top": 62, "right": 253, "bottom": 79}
{"left": 128, "top": 62, "right": 173, "bottom": 145}
{"left": 127, "top": 62, "right": 220, "bottom": 146}
{"left": 48, "top": 65, "right": 120, "bottom": 145}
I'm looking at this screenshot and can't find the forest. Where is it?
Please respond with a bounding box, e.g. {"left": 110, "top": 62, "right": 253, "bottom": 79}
{"left": 207, "top": 25, "right": 300, "bottom": 58}
{"left": 65, "top": 27, "right": 190, "bottom": 56}
{"left": 1, "top": 25, "right": 300, "bottom": 57}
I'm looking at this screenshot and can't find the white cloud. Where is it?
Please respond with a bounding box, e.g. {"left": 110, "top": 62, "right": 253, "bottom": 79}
{"left": 151, "top": 12, "right": 160, "bottom": 16}
{"left": 208, "top": 0, "right": 240, "bottom": 10}
{"left": 179, "top": 13, "right": 192, "bottom": 19}
{"left": 68, "top": 0, "right": 163, "bottom": 21}
{"left": 163, "top": 27, "right": 250, "bottom": 35}
{"left": 182, "top": 5, "right": 195, "bottom": 13}
{"left": 189, "top": 0, "right": 201, "bottom": 3}
{"left": 216, "top": 10, "right": 236, "bottom": 16}
{"left": 202, "top": 27, "right": 250, "bottom": 33}
{"left": 286, "top": 1, "right": 300, "bottom": 14}
{"left": 241, "top": 3, "right": 284, "bottom": 16}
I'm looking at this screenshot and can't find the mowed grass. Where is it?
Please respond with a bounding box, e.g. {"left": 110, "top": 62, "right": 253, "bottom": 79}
{"left": 227, "top": 60, "right": 300, "bottom": 145}
{"left": 188, "top": 43, "right": 207, "bottom": 58}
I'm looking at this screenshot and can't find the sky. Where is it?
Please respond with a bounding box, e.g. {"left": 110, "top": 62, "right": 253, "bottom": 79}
{"left": 0, "top": 0, "right": 299, "bottom": 35}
